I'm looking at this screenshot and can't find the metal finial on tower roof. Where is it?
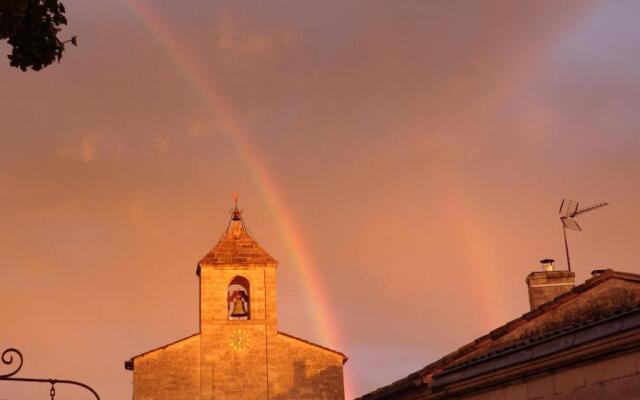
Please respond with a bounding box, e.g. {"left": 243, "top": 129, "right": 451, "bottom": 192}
{"left": 232, "top": 192, "right": 239, "bottom": 210}
{"left": 230, "top": 192, "right": 242, "bottom": 221}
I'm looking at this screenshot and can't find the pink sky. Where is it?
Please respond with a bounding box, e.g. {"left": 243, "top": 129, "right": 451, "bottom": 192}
{"left": 2, "top": 1, "right": 640, "bottom": 398}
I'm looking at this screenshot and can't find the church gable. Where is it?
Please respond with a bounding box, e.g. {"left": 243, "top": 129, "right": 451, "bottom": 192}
{"left": 269, "top": 332, "right": 347, "bottom": 399}
{"left": 126, "top": 333, "right": 200, "bottom": 368}
{"left": 128, "top": 334, "right": 201, "bottom": 400}
{"left": 277, "top": 331, "right": 348, "bottom": 363}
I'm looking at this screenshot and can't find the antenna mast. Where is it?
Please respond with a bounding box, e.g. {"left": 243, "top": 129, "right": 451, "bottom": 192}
{"left": 562, "top": 225, "right": 571, "bottom": 271}
{"left": 558, "top": 199, "right": 609, "bottom": 271}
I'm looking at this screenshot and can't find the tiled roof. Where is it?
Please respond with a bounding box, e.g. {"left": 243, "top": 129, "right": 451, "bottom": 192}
{"left": 430, "top": 304, "right": 640, "bottom": 389}
{"left": 439, "top": 303, "right": 640, "bottom": 375}
{"left": 358, "top": 269, "right": 640, "bottom": 399}
{"left": 198, "top": 209, "right": 276, "bottom": 267}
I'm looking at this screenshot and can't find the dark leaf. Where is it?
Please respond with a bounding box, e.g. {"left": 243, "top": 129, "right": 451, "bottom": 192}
{"left": 1, "top": 0, "right": 75, "bottom": 71}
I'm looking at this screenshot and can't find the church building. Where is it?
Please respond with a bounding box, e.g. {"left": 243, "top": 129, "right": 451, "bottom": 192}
{"left": 125, "top": 205, "right": 347, "bottom": 399}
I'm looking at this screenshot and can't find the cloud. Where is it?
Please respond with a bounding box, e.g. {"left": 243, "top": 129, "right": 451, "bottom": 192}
{"left": 186, "top": 118, "right": 208, "bottom": 142}
{"left": 154, "top": 135, "right": 170, "bottom": 155}
{"left": 214, "top": 10, "right": 296, "bottom": 62}
{"left": 56, "top": 133, "right": 125, "bottom": 163}
{"left": 57, "top": 134, "right": 103, "bottom": 163}
{"left": 185, "top": 117, "right": 229, "bottom": 142}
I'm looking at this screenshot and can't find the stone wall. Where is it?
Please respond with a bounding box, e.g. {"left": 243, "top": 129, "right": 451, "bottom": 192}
{"left": 461, "top": 349, "right": 640, "bottom": 400}
{"left": 269, "top": 333, "right": 345, "bottom": 400}
{"left": 130, "top": 329, "right": 345, "bottom": 400}
{"left": 132, "top": 335, "right": 201, "bottom": 400}
{"left": 200, "top": 265, "right": 277, "bottom": 399}
{"left": 199, "top": 265, "right": 277, "bottom": 325}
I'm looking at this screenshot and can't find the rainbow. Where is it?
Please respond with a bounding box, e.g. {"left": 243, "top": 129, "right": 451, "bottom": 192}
{"left": 438, "top": 178, "right": 508, "bottom": 329}
{"left": 122, "top": 0, "right": 351, "bottom": 396}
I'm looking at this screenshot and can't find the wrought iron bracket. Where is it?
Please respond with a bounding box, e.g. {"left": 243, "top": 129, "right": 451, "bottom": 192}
{"left": 1, "top": 348, "right": 100, "bottom": 399}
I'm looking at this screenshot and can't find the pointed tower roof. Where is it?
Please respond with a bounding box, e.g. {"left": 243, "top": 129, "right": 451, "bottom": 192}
{"left": 198, "top": 202, "right": 277, "bottom": 268}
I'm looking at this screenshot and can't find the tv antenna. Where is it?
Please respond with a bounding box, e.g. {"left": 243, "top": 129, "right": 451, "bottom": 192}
{"left": 559, "top": 199, "right": 608, "bottom": 271}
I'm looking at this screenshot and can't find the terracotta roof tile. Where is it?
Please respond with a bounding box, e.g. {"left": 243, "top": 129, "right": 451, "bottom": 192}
{"left": 439, "top": 304, "right": 640, "bottom": 374}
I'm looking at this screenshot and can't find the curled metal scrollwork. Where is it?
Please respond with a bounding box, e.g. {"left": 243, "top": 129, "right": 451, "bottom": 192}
{"left": 1, "top": 348, "right": 23, "bottom": 378}
{"left": 0, "top": 347, "right": 100, "bottom": 399}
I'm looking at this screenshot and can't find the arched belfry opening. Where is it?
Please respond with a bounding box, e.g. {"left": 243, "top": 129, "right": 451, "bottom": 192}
{"left": 228, "top": 276, "right": 250, "bottom": 320}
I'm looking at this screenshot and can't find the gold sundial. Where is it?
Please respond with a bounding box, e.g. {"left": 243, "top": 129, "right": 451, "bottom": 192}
{"left": 230, "top": 328, "right": 249, "bottom": 351}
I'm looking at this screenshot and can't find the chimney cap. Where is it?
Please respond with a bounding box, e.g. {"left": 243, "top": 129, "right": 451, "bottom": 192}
{"left": 540, "top": 258, "right": 555, "bottom": 272}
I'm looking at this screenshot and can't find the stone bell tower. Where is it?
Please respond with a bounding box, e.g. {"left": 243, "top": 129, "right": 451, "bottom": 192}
{"left": 125, "top": 200, "right": 347, "bottom": 400}
{"left": 197, "top": 205, "right": 279, "bottom": 398}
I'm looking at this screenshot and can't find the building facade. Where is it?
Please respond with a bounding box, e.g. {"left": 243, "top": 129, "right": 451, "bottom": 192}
{"left": 125, "top": 207, "right": 346, "bottom": 399}
{"left": 360, "top": 260, "right": 640, "bottom": 400}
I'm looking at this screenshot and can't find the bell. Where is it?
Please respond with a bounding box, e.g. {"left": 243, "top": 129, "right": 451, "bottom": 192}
{"left": 231, "top": 296, "right": 248, "bottom": 317}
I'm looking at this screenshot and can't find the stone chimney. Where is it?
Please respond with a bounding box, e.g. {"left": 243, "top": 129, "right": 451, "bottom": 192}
{"left": 526, "top": 259, "right": 575, "bottom": 310}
